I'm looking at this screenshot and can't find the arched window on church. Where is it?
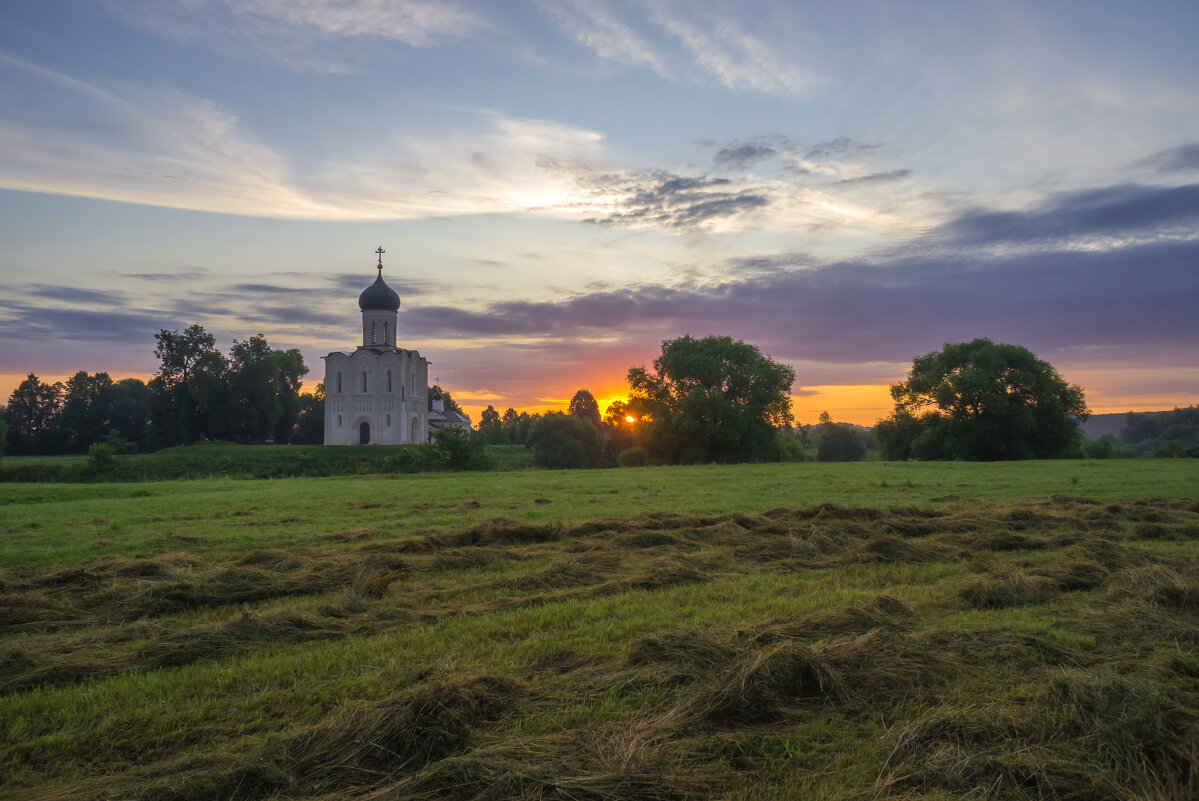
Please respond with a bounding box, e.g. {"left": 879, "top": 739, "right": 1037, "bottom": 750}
{"left": 386, "top": 414, "right": 391, "bottom": 427}
{"left": 384, "top": 322, "right": 389, "bottom": 345}
{"left": 371, "top": 322, "right": 377, "bottom": 344}
{"left": 337, "top": 373, "right": 342, "bottom": 394}
{"left": 361, "top": 372, "right": 367, "bottom": 392}
{"left": 387, "top": 371, "right": 392, "bottom": 392}
{"left": 337, "top": 414, "right": 342, "bottom": 426}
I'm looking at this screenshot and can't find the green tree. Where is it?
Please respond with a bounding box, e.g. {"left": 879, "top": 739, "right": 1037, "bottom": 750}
{"left": 106, "top": 378, "right": 153, "bottom": 452}
{"left": 526, "top": 411, "right": 606, "bottom": 469}
{"left": 876, "top": 338, "right": 1089, "bottom": 461}
{"left": 477, "top": 404, "right": 507, "bottom": 444}
{"left": 228, "top": 334, "right": 279, "bottom": 442}
{"left": 291, "top": 382, "right": 325, "bottom": 444}
{"left": 5, "top": 374, "right": 64, "bottom": 454}
{"left": 626, "top": 335, "right": 795, "bottom": 464}
{"left": 479, "top": 405, "right": 500, "bottom": 429}
{"left": 816, "top": 424, "right": 866, "bottom": 462}
{"left": 567, "top": 389, "right": 601, "bottom": 427}
{"left": 272, "top": 348, "right": 309, "bottom": 443}
{"left": 152, "top": 324, "right": 228, "bottom": 445}
{"left": 59, "top": 371, "right": 114, "bottom": 451}
{"left": 604, "top": 400, "right": 630, "bottom": 426}
{"left": 428, "top": 384, "right": 464, "bottom": 415}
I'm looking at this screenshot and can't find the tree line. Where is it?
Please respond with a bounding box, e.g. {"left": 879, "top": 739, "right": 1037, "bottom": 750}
{"left": 2, "top": 325, "right": 324, "bottom": 455}
{"left": 5, "top": 327, "right": 1107, "bottom": 464}
{"left": 471, "top": 335, "right": 870, "bottom": 468}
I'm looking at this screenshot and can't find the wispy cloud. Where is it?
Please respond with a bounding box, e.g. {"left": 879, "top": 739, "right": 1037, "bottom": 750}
{"left": 535, "top": 0, "right": 667, "bottom": 76}
{"left": 0, "top": 53, "right": 921, "bottom": 237}
{"left": 649, "top": 4, "right": 821, "bottom": 97}
{"left": 837, "top": 169, "right": 912, "bottom": 186}
{"left": 534, "top": 0, "right": 819, "bottom": 97}
{"left": 105, "top": 0, "right": 487, "bottom": 73}
{"left": 0, "top": 54, "right": 608, "bottom": 221}
{"left": 0, "top": 51, "right": 335, "bottom": 218}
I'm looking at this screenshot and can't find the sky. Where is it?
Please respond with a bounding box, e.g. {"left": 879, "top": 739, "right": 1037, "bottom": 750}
{"left": 1, "top": 0, "right": 1197, "bottom": 426}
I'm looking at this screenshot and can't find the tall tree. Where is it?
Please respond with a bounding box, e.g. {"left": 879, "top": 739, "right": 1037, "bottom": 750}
{"left": 428, "top": 384, "right": 464, "bottom": 415}
{"left": 228, "top": 334, "right": 281, "bottom": 442}
{"left": 106, "top": 378, "right": 153, "bottom": 452}
{"left": 272, "top": 348, "right": 309, "bottom": 443}
{"left": 152, "top": 324, "right": 228, "bottom": 445}
{"left": 59, "top": 371, "right": 114, "bottom": 451}
{"left": 5, "top": 374, "right": 64, "bottom": 454}
{"left": 291, "top": 382, "right": 325, "bottom": 445}
{"left": 479, "top": 405, "right": 501, "bottom": 429}
{"left": 567, "top": 389, "right": 601, "bottom": 427}
{"left": 875, "top": 338, "right": 1089, "bottom": 460}
{"left": 626, "top": 335, "right": 795, "bottom": 464}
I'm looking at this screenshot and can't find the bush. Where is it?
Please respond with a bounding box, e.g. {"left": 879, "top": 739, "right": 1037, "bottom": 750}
{"left": 87, "top": 442, "right": 116, "bottom": 471}
{"left": 816, "top": 425, "right": 866, "bottom": 462}
{"left": 618, "top": 446, "right": 650, "bottom": 467}
{"left": 527, "top": 413, "right": 608, "bottom": 469}
{"left": 427, "top": 427, "right": 495, "bottom": 471}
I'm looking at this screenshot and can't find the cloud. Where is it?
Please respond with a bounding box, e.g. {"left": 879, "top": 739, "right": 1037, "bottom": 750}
{"left": 26, "top": 286, "right": 127, "bottom": 305}
{"left": 0, "top": 52, "right": 917, "bottom": 234}
{"left": 105, "top": 0, "right": 487, "bottom": 73}
{"left": 401, "top": 180, "right": 1199, "bottom": 374}
{"left": 121, "top": 269, "right": 210, "bottom": 282}
{"left": 575, "top": 170, "right": 771, "bottom": 230}
{"left": 0, "top": 52, "right": 338, "bottom": 218}
{"left": 1133, "top": 144, "right": 1199, "bottom": 175}
{"left": 0, "top": 55, "right": 609, "bottom": 221}
{"left": 452, "top": 388, "right": 505, "bottom": 401}
{"left": 714, "top": 141, "right": 780, "bottom": 169}
{"left": 331, "top": 273, "right": 446, "bottom": 295}
{"left": 838, "top": 169, "right": 912, "bottom": 186}
{"left": 534, "top": 1, "right": 819, "bottom": 97}
{"left": 0, "top": 304, "right": 179, "bottom": 347}
{"left": 648, "top": 4, "right": 820, "bottom": 97}
{"left": 936, "top": 183, "right": 1199, "bottom": 250}
{"left": 535, "top": 0, "right": 667, "bottom": 76}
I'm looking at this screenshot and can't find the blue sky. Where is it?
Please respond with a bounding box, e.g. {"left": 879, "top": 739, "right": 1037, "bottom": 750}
{"left": 1, "top": 0, "right": 1197, "bottom": 423}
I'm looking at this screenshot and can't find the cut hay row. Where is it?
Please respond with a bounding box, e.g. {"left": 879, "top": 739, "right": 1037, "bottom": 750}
{"left": 2, "top": 497, "right": 1197, "bottom": 800}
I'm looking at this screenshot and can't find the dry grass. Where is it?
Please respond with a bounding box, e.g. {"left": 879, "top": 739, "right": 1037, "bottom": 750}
{"left": 2, "top": 494, "right": 1198, "bottom": 800}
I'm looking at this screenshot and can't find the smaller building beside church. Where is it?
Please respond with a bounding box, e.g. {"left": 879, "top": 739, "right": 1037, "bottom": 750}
{"left": 322, "top": 249, "right": 430, "bottom": 445}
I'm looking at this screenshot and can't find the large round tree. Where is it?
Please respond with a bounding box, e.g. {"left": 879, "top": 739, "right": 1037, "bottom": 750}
{"left": 626, "top": 335, "right": 795, "bottom": 464}
{"left": 875, "top": 338, "right": 1089, "bottom": 461}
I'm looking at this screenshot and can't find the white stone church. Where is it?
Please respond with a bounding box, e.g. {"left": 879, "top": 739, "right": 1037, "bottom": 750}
{"left": 322, "top": 248, "right": 468, "bottom": 445}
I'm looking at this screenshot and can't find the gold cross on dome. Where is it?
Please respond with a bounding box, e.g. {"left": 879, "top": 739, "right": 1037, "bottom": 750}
{"left": 375, "top": 246, "right": 385, "bottom": 271}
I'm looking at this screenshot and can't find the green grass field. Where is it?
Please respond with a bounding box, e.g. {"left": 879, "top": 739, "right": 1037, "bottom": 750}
{"left": 2, "top": 460, "right": 1197, "bottom": 799}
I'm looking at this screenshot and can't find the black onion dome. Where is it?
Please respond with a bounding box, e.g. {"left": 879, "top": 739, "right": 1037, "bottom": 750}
{"left": 358, "top": 272, "right": 401, "bottom": 311}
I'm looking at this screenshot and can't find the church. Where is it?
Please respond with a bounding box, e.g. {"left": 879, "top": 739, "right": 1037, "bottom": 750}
{"left": 323, "top": 248, "right": 466, "bottom": 445}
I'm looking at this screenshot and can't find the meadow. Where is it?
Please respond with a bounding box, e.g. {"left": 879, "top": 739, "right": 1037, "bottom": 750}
{"left": 2, "top": 459, "right": 1198, "bottom": 799}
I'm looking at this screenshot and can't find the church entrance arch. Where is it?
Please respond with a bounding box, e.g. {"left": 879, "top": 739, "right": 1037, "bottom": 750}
{"left": 359, "top": 421, "right": 371, "bottom": 445}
